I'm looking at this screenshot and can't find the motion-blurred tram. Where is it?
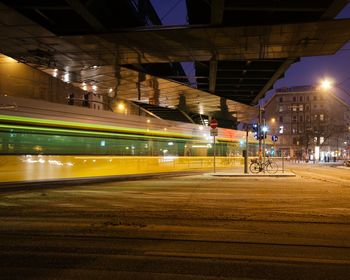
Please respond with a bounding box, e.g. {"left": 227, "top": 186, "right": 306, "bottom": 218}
{"left": 0, "top": 96, "right": 261, "bottom": 184}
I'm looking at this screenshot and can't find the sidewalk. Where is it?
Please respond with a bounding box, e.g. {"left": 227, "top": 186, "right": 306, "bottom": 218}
{"left": 206, "top": 166, "right": 296, "bottom": 177}
{"left": 284, "top": 160, "right": 344, "bottom": 166}
{"left": 207, "top": 172, "right": 296, "bottom": 177}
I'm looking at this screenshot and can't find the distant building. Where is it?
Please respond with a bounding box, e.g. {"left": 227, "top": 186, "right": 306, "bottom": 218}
{"left": 90, "top": 93, "right": 104, "bottom": 111}
{"left": 263, "top": 85, "right": 350, "bottom": 161}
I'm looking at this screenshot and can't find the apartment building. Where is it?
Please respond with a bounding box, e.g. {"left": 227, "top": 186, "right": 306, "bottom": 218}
{"left": 263, "top": 85, "right": 350, "bottom": 161}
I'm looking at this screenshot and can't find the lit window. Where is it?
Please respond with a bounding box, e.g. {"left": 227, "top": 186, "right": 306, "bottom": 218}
{"left": 279, "top": 106, "right": 283, "bottom": 112}
{"left": 292, "top": 105, "right": 297, "bottom": 112}
{"left": 320, "top": 114, "right": 324, "bottom": 121}
{"left": 299, "top": 104, "right": 303, "bottom": 111}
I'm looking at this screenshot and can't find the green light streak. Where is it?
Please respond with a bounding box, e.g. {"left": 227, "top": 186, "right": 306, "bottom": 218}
{"left": 0, "top": 114, "right": 194, "bottom": 139}
{"left": 0, "top": 124, "right": 199, "bottom": 142}
{"left": 0, "top": 114, "right": 251, "bottom": 144}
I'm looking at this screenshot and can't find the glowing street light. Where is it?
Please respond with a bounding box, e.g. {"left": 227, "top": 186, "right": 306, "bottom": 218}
{"left": 319, "top": 77, "right": 350, "bottom": 99}
{"left": 117, "top": 103, "right": 125, "bottom": 110}
{"left": 320, "top": 78, "right": 333, "bottom": 91}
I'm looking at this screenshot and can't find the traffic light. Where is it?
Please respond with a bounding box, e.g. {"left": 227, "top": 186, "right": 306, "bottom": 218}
{"left": 252, "top": 123, "right": 259, "bottom": 140}
{"left": 252, "top": 123, "right": 268, "bottom": 140}
{"left": 261, "top": 125, "right": 268, "bottom": 139}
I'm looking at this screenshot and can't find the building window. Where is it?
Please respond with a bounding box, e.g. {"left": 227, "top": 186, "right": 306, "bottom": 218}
{"left": 299, "top": 115, "right": 303, "bottom": 122}
{"left": 299, "top": 96, "right": 303, "bottom": 102}
{"left": 292, "top": 115, "right": 297, "bottom": 122}
{"left": 306, "top": 96, "right": 310, "bottom": 102}
{"left": 278, "top": 105, "right": 283, "bottom": 112}
{"left": 320, "top": 137, "right": 325, "bottom": 144}
{"left": 306, "top": 115, "right": 310, "bottom": 122}
{"left": 305, "top": 104, "right": 310, "bottom": 111}
{"left": 320, "top": 114, "right": 324, "bottom": 121}
{"left": 279, "top": 97, "right": 283, "bottom": 102}
{"left": 292, "top": 105, "right": 297, "bottom": 111}
{"left": 314, "top": 114, "right": 318, "bottom": 121}
{"left": 293, "top": 96, "right": 297, "bottom": 102}
{"left": 313, "top": 95, "right": 317, "bottom": 101}
{"left": 83, "top": 93, "right": 89, "bottom": 107}
{"left": 299, "top": 104, "right": 303, "bottom": 111}
{"left": 313, "top": 104, "right": 317, "bottom": 109}
{"left": 279, "top": 116, "right": 283, "bottom": 123}
{"left": 68, "top": 93, "right": 74, "bottom": 105}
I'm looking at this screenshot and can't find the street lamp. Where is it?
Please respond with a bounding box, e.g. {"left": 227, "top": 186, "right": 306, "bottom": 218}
{"left": 319, "top": 78, "right": 350, "bottom": 160}
{"left": 320, "top": 78, "right": 333, "bottom": 91}
{"left": 320, "top": 78, "right": 350, "bottom": 98}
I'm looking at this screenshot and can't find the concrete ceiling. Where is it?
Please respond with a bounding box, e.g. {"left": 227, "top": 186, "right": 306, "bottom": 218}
{"left": 0, "top": 0, "right": 349, "bottom": 123}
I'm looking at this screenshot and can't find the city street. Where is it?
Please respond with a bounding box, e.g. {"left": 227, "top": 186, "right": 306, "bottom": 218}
{"left": 1, "top": 164, "right": 350, "bottom": 279}
{"left": 1, "top": 1, "right": 350, "bottom": 279}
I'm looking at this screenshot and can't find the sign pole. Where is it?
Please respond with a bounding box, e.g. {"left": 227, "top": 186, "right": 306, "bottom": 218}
{"left": 213, "top": 135, "right": 216, "bottom": 173}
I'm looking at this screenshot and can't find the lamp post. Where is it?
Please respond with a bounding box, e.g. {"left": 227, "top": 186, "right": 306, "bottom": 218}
{"left": 320, "top": 78, "right": 350, "bottom": 160}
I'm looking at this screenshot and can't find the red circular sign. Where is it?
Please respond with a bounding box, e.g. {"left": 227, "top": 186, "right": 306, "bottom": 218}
{"left": 210, "top": 119, "right": 218, "bottom": 129}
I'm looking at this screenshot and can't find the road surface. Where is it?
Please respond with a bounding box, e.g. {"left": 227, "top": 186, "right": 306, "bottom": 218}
{"left": 1, "top": 163, "right": 350, "bottom": 279}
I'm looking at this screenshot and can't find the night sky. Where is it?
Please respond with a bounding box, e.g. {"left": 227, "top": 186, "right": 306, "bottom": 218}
{"left": 151, "top": 1, "right": 350, "bottom": 102}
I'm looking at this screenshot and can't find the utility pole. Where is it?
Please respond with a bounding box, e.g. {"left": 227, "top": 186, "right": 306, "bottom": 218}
{"left": 258, "top": 107, "right": 263, "bottom": 161}
{"left": 244, "top": 125, "right": 249, "bottom": 173}
{"left": 263, "top": 118, "right": 266, "bottom": 165}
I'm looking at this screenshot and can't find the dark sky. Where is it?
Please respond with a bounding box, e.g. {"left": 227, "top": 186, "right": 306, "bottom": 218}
{"left": 151, "top": 1, "right": 350, "bottom": 101}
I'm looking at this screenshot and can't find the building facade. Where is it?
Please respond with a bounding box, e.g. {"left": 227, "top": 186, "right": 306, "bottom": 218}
{"left": 264, "top": 85, "right": 350, "bottom": 161}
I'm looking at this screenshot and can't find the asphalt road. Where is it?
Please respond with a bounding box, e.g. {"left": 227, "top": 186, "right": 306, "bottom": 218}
{"left": 1, "top": 164, "right": 350, "bottom": 279}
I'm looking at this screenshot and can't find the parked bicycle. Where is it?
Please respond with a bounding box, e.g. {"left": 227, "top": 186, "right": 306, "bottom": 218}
{"left": 249, "top": 158, "right": 278, "bottom": 174}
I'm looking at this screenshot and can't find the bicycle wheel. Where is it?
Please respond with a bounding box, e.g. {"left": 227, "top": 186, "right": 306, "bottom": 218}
{"left": 266, "top": 162, "right": 278, "bottom": 174}
{"left": 249, "top": 162, "right": 260, "bottom": 174}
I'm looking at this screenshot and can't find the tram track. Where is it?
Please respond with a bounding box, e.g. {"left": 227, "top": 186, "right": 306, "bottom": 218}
{"left": 1, "top": 231, "right": 350, "bottom": 280}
